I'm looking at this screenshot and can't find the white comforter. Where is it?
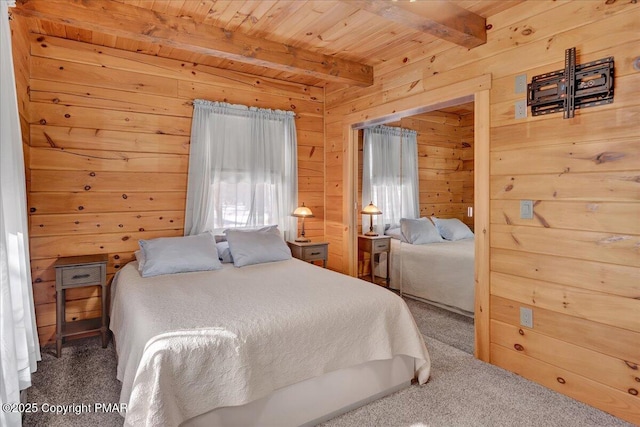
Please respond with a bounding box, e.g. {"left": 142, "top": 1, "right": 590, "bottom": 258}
{"left": 110, "top": 258, "right": 430, "bottom": 427}
{"left": 389, "top": 238, "right": 475, "bottom": 314}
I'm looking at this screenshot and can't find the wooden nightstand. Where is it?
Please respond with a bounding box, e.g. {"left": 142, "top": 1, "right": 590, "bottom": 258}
{"left": 358, "top": 235, "right": 391, "bottom": 286}
{"left": 287, "top": 241, "right": 329, "bottom": 268}
{"left": 54, "top": 254, "right": 108, "bottom": 357}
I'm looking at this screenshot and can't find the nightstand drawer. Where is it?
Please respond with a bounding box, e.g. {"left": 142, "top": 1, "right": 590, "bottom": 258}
{"left": 373, "top": 240, "right": 390, "bottom": 252}
{"left": 60, "top": 265, "right": 102, "bottom": 286}
{"left": 287, "top": 241, "right": 329, "bottom": 267}
{"left": 303, "top": 245, "right": 327, "bottom": 261}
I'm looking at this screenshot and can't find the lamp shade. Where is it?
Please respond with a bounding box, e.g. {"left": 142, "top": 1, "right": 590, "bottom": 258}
{"left": 360, "top": 202, "right": 382, "bottom": 215}
{"left": 293, "top": 203, "right": 314, "bottom": 218}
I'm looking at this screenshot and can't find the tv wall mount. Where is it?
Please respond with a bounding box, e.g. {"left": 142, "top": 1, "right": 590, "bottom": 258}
{"left": 527, "top": 47, "right": 614, "bottom": 119}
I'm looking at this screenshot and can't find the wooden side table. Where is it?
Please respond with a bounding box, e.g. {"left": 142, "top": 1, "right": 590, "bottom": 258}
{"left": 287, "top": 241, "right": 329, "bottom": 268}
{"left": 358, "top": 235, "right": 391, "bottom": 286}
{"left": 54, "top": 254, "right": 108, "bottom": 357}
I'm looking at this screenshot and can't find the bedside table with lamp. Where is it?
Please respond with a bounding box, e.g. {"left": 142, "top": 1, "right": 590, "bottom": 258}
{"left": 359, "top": 202, "right": 390, "bottom": 286}
{"left": 288, "top": 203, "right": 329, "bottom": 267}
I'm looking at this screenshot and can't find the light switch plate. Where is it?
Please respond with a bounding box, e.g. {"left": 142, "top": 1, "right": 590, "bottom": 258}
{"left": 520, "top": 200, "right": 533, "bottom": 219}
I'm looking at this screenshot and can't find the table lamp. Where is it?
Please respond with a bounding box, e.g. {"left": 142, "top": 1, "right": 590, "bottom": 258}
{"left": 292, "top": 203, "right": 314, "bottom": 242}
{"left": 361, "top": 201, "right": 382, "bottom": 236}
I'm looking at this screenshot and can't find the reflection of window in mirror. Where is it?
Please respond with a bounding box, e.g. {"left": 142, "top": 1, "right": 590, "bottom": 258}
{"left": 361, "top": 125, "right": 419, "bottom": 236}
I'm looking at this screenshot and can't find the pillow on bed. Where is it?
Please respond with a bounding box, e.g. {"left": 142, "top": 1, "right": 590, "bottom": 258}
{"left": 138, "top": 233, "right": 222, "bottom": 277}
{"left": 400, "top": 217, "right": 443, "bottom": 245}
{"left": 431, "top": 217, "right": 474, "bottom": 241}
{"left": 385, "top": 227, "right": 403, "bottom": 240}
{"left": 134, "top": 250, "right": 146, "bottom": 273}
{"left": 216, "top": 241, "right": 233, "bottom": 263}
{"left": 225, "top": 226, "right": 291, "bottom": 267}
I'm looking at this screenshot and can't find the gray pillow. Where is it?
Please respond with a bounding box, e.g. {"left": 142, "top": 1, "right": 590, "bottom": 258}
{"left": 134, "top": 250, "right": 146, "bottom": 273}
{"left": 225, "top": 226, "right": 291, "bottom": 267}
{"left": 385, "top": 227, "right": 403, "bottom": 240}
{"left": 216, "top": 241, "right": 233, "bottom": 263}
{"left": 400, "top": 218, "right": 443, "bottom": 245}
{"left": 431, "top": 217, "right": 474, "bottom": 241}
{"left": 138, "top": 233, "right": 222, "bottom": 277}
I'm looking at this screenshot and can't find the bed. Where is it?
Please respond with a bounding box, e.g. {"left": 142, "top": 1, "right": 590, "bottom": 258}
{"left": 382, "top": 217, "right": 476, "bottom": 316}
{"left": 110, "top": 249, "right": 431, "bottom": 426}
{"left": 388, "top": 238, "right": 475, "bottom": 316}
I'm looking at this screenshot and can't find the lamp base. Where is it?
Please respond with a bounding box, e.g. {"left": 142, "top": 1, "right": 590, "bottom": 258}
{"left": 295, "top": 237, "right": 311, "bottom": 243}
{"left": 364, "top": 231, "right": 378, "bottom": 237}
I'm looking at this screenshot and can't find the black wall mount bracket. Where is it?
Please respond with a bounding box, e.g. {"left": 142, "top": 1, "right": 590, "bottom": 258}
{"left": 527, "top": 47, "right": 614, "bottom": 119}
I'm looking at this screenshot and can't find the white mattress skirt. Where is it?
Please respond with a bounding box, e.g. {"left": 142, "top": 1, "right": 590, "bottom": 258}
{"left": 182, "top": 354, "right": 415, "bottom": 427}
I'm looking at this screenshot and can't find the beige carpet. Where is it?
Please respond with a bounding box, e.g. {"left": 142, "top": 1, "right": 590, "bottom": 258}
{"left": 24, "top": 298, "right": 632, "bottom": 427}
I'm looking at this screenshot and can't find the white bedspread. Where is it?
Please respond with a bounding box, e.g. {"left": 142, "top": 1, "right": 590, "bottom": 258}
{"left": 110, "top": 258, "right": 430, "bottom": 427}
{"left": 389, "top": 238, "right": 475, "bottom": 315}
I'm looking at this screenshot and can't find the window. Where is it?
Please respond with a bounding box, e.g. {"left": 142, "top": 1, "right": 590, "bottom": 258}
{"left": 186, "top": 101, "right": 297, "bottom": 239}
{"left": 362, "top": 125, "right": 419, "bottom": 234}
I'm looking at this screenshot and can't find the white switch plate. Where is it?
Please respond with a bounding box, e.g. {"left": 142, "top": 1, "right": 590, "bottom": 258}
{"left": 520, "top": 200, "right": 533, "bottom": 219}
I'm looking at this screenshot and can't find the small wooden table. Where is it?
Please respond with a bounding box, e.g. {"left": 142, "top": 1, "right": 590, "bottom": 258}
{"left": 287, "top": 241, "right": 329, "bottom": 268}
{"left": 54, "top": 254, "right": 108, "bottom": 357}
{"left": 358, "top": 235, "right": 391, "bottom": 286}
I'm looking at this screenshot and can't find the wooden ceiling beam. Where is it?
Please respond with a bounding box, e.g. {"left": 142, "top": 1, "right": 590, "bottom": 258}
{"left": 14, "top": 0, "right": 374, "bottom": 86}
{"left": 348, "top": 0, "right": 486, "bottom": 49}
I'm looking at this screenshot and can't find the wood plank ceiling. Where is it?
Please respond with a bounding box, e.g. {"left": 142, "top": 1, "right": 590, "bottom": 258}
{"left": 14, "top": 0, "right": 524, "bottom": 87}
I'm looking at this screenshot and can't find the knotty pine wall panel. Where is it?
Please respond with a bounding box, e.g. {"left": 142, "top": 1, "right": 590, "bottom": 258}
{"left": 325, "top": 1, "right": 640, "bottom": 422}
{"left": 10, "top": 15, "right": 32, "bottom": 187}
{"left": 17, "top": 31, "right": 324, "bottom": 345}
{"left": 402, "top": 108, "right": 474, "bottom": 229}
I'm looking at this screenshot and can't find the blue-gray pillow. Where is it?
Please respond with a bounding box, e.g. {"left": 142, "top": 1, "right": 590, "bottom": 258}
{"left": 400, "top": 218, "right": 443, "bottom": 245}
{"left": 138, "top": 233, "right": 222, "bottom": 277}
{"left": 431, "top": 217, "right": 474, "bottom": 241}
{"left": 216, "top": 241, "right": 233, "bottom": 263}
{"left": 225, "top": 226, "right": 291, "bottom": 267}
{"left": 385, "top": 227, "right": 403, "bottom": 240}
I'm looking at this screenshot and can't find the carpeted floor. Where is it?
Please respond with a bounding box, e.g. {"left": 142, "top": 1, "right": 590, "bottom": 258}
{"left": 23, "top": 298, "right": 632, "bottom": 427}
{"left": 402, "top": 296, "right": 475, "bottom": 354}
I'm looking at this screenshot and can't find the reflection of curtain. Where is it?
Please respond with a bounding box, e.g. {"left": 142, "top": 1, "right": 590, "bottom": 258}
{"left": 1, "top": 2, "right": 41, "bottom": 426}
{"left": 362, "top": 125, "right": 419, "bottom": 234}
{"left": 185, "top": 100, "right": 298, "bottom": 240}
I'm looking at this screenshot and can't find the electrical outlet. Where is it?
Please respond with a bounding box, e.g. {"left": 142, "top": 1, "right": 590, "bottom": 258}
{"left": 520, "top": 307, "right": 533, "bottom": 328}
{"left": 515, "top": 100, "right": 527, "bottom": 119}
{"left": 515, "top": 74, "right": 527, "bottom": 93}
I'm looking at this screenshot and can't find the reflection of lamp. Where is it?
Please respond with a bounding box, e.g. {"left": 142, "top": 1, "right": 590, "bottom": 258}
{"left": 361, "top": 201, "right": 382, "bottom": 236}
{"left": 292, "top": 203, "right": 314, "bottom": 242}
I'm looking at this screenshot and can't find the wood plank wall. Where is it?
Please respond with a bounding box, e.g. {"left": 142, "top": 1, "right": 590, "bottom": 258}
{"left": 10, "top": 21, "right": 325, "bottom": 345}
{"left": 325, "top": 1, "right": 640, "bottom": 423}
{"left": 9, "top": 14, "right": 31, "bottom": 184}
{"left": 400, "top": 109, "right": 474, "bottom": 229}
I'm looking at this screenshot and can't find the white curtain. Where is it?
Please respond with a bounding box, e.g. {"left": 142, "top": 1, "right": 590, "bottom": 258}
{"left": 185, "top": 100, "right": 298, "bottom": 240}
{"left": 1, "top": 2, "right": 41, "bottom": 426}
{"left": 362, "top": 125, "right": 419, "bottom": 235}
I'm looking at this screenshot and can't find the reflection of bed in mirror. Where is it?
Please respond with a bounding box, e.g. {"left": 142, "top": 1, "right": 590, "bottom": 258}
{"left": 388, "top": 238, "right": 475, "bottom": 317}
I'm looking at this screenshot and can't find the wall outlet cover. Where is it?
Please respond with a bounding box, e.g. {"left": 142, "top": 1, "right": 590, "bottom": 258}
{"left": 515, "top": 100, "right": 527, "bottom": 119}
{"left": 520, "top": 307, "right": 533, "bottom": 328}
